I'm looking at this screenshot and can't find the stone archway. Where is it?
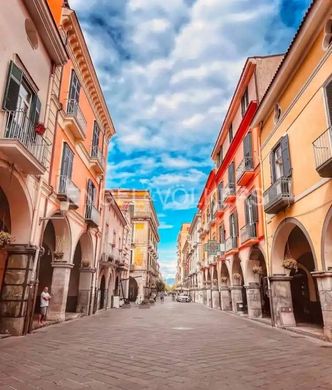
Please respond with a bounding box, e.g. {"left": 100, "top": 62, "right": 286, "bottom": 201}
{"left": 99, "top": 275, "right": 106, "bottom": 310}
{"left": 270, "top": 219, "right": 323, "bottom": 328}
{"left": 129, "top": 276, "right": 138, "bottom": 302}
{"left": 231, "top": 255, "right": 247, "bottom": 313}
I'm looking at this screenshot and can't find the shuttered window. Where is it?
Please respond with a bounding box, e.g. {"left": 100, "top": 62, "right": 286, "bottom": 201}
{"left": 87, "top": 179, "right": 96, "bottom": 206}
{"left": 243, "top": 131, "right": 253, "bottom": 169}
{"left": 270, "top": 135, "right": 291, "bottom": 183}
{"left": 325, "top": 79, "right": 332, "bottom": 125}
{"left": 230, "top": 212, "right": 238, "bottom": 238}
{"left": 228, "top": 162, "right": 235, "bottom": 188}
{"left": 218, "top": 182, "right": 223, "bottom": 205}
{"left": 245, "top": 191, "right": 258, "bottom": 225}
{"left": 68, "top": 70, "right": 80, "bottom": 103}
{"left": 92, "top": 121, "right": 100, "bottom": 155}
{"left": 60, "top": 143, "right": 74, "bottom": 179}
{"left": 241, "top": 87, "right": 249, "bottom": 117}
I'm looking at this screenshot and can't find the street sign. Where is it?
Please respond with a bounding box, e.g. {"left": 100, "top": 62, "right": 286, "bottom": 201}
{"left": 204, "top": 240, "right": 221, "bottom": 256}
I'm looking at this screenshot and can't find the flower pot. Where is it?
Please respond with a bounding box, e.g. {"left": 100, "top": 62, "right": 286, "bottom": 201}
{"left": 35, "top": 123, "right": 46, "bottom": 136}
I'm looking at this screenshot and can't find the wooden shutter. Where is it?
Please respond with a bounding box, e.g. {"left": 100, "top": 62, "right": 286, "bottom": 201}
{"left": 281, "top": 135, "right": 291, "bottom": 177}
{"left": 326, "top": 80, "right": 332, "bottom": 125}
{"left": 61, "top": 143, "right": 74, "bottom": 178}
{"left": 269, "top": 151, "right": 275, "bottom": 183}
{"left": 228, "top": 162, "right": 235, "bottom": 186}
{"left": 2, "top": 61, "right": 23, "bottom": 111}
{"left": 29, "top": 95, "right": 41, "bottom": 126}
{"left": 251, "top": 190, "right": 258, "bottom": 222}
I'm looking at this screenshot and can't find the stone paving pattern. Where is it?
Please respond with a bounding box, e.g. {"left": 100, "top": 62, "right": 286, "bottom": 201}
{"left": 1, "top": 299, "right": 332, "bottom": 389}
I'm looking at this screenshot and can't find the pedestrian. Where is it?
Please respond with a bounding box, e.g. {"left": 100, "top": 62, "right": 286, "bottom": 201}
{"left": 160, "top": 291, "right": 164, "bottom": 303}
{"left": 39, "top": 286, "right": 51, "bottom": 326}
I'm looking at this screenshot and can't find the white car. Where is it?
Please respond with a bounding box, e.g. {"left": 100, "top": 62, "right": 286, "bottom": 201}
{"left": 176, "top": 294, "right": 191, "bottom": 303}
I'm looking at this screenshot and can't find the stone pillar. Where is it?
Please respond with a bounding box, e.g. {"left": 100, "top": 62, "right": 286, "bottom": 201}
{"left": 270, "top": 276, "right": 296, "bottom": 327}
{"left": 48, "top": 261, "right": 73, "bottom": 321}
{"left": 246, "top": 283, "right": 262, "bottom": 318}
{"left": 230, "top": 286, "right": 243, "bottom": 313}
{"left": 77, "top": 267, "right": 95, "bottom": 314}
{"left": 312, "top": 272, "right": 332, "bottom": 341}
{"left": 203, "top": 286, "right": 207, "bottom": 305}
{"left": 220, "top": 286, "right": 231, "bottom": 311}
{"left": 206, "top": 283, "right": 212, "bottom": 307}
{"left": 0, "top": 245, "right": 36, "bottom": 336}
{"left": 212, "top": 288, "right": 220, "bottom": 309}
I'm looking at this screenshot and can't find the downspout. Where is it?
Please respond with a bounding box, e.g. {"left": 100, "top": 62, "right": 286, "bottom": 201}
{"left": 258, "top": 119, "right": 275, "bottom": 327}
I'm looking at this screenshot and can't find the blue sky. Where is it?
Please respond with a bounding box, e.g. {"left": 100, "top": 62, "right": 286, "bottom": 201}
{"left": 70, "top": 0, "right": 311, "bottom": 284}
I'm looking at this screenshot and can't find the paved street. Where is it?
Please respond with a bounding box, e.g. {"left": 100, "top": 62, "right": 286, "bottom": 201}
{"left": 1, "top": 300, "right": 332, "bottom": 390}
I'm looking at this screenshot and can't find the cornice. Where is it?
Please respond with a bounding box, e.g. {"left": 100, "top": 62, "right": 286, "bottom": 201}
{"left": 61, "top": 8, "right": 115, "bottom": 139}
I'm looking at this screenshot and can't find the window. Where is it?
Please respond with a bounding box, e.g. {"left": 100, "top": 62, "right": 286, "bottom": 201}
{"left": 325, "top": 79, "right": 332, "bottom": 125}
{"left": 87, "top": 179, "right": 96, "bottom": 206}
{"left": 217, "top": 183, "right": 223, "bottom": 206}
{"left": 59, "top": 143, "right": 74, "bottom": 192}
{"left": 241, "top": 87, "right": 249, "bottom": 117}
{"left": 229, "top": 212, "right": 238, "bottom": 238}
{"left": 91, "top": 121, "right": 100, "bottom": 157}
{"left": 217, "top": 146, "right": 223, "bottom": 167}
{"left": 228, "top": 162, "right": 235, "bottom": 189}
{"left": 243, "top": 131, "right": 253, "bottom": 168}
{"left": 228, "top": 124, "right": 233, "bottom": 143}
{"left": 219, "top": 224, "right": 225, "bottom": 243}
{"left": 245, "top": 191, "right": 258, "bottom": 226}
{"left": 67, "top": 70, "right": 80, "bottom": 113}
{"left": 3, "top": 61, "right": 41, "bottom": 133}
{"left": 270, "top": 135, "right": 291, "bottom": 183}
{"left": 323, "top": 19, "right": 332, "bottom": 51}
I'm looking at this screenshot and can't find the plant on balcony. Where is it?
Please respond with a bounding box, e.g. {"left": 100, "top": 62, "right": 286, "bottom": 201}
{"left": 35, "top": 123, "right": 46, "bottom": 136}
{"left": 252, "top": 265, "right": 263, "bottom": 275}
{"left": 0, "top": 231, "right": 13, "bottom": 248}
{"left": 282, "top": 257, "right": 298, "bottom": 271}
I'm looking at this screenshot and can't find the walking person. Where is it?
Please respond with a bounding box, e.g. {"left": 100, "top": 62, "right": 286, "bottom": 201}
{"left": 160, "top": 291, "right": 164, "bottom": 303}
{"left": 39, "top": 286, "right": 51, "bottom": 326}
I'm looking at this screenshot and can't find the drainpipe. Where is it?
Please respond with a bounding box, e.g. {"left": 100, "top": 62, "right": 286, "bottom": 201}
{"left": 258, "top": 120, "right": 275, "bottom": 327}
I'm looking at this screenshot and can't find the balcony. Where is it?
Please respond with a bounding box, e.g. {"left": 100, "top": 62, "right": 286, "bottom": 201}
{"left": 240, "top": 223, "right": 258, "bottom": 246}
{"left": 236, "top": 157, "right": 254, "bottom": 186}
{"left": 90, "top": 145, "right": 105, "bottom": 174}
{"left": 85, "top": 203, "right": 100, "bottom": 227}
{"left": 214, "top": 202, "right": 225, "bottom": 218}
{"left": 225, "top": 236, "right": 238, "bottom": 254}
{"left": 264, "top": 177, "right": 293, "bottom": 214}
{"left": 0, "top": 110, "right": 48, "bottom": 175}
{"left": 57, "top": 175, "right": 81, "bottom": 209}
{"left": 223, "top": 183, "right": 236, "bottom": 203}
{"left": 313, "top": 128, "right": 332, "bottom": 177}
{"left": 63, "top": 99, "right": 87, "bottom": 140}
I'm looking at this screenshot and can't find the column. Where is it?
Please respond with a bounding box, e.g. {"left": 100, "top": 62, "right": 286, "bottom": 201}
{"left": 230, "top": 286, "right": 243, "bottom": 313}
{"left": 220, "top": 286, "right": 232, "bottom": 311}
{"left": 206, "top": 281, "right": 212, "bottom": 307}
{"left": 246, "top": 283, "right": 262, "bottom": 318}
{"left": 312, "top": 272, "right": 332, "bottom": 341}
{"left": 77, "top": 267, "right": 95, "bottom": 314}
{"left": 212, "top": 287, "right": 220, "bottom": 309}
{"left": 0, "top": 245, "right": 36, "bottom": 336}
{"left": 270, "top": 275, "right": 296, "bottom": 327}
{"left": 48, "top": 261, "right": 73, "bottom": 321}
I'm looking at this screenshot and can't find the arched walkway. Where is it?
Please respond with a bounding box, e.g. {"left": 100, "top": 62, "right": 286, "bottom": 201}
{"left": 99, "top": 275, "right": 106, "bottom": 310}
{"left": 129, "top": 277, "right": 138, "bottom": 302}
{"left": 219, "top": 262, "right": 232, "bottom": 311}
{"left": 271, "top": 219, "right": 323, "bottom": 328}
{"left": 231, "top": 255, "right": 247, "bottom": 313}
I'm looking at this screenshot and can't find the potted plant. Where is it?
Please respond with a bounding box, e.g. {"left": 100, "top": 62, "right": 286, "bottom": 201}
{"left": 252, "top": 265, "right": 263, "bottom": 275}
{"left": 233, "top": 273, "right": 241, "bottom": 284}
{"left": 282, "top": 257, "right": 298, "bottom": 271}
{"left": 35, "top": 123, "right": 46, "bottom": 136}
{"left": 0, "top": 231, "right": 13, "bottom": 248}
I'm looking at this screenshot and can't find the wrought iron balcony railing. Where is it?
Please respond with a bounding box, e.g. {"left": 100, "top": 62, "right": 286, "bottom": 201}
{"left": 66, "top": 99, "right": 87, "bottom": 136}
{"left": 236, "top": 157, "right": 254, "bottom": 185}
{"left": 225, "top": 236, "right": 238, "bottom": 252}
{"left": 85, "top": 203, "right": 100, "bottom": 227}
{"left": 264, "top": 177, "right": 293, "bottom": 214}
{"left": 57, "top": 175, "right": 81, "bottom": 208}
{"left": 313, "top": 127, "right": 332, "bottom": 177}
{"left": 240, "top": 223, "right": 257, "bottom": 244}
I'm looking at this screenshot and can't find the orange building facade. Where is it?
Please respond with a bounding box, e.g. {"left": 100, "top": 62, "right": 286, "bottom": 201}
{"left": 196, "top": 56, "right": 282, "bottom": 317}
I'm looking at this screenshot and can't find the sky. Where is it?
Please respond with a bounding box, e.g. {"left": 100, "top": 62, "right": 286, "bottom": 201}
{"left": 70, "top": 0, "right": 311, "bottom": 285}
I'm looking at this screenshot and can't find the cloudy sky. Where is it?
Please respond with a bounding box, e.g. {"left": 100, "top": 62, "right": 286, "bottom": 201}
{"left": 70, "top": 0, "right": 310, "bottom": 284}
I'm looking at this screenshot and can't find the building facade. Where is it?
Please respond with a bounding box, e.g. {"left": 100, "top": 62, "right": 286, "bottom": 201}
{"left": 98, "top": 191, "right": 131, "bottom": 310}
{"left": 0, "top": 0, "right": 67, "bottom": 335}
{"left": 187, "top": 213, "right": 202, "bottom": 303}
{"left": 112, "top": 190, "right": 160, "bottom": 303}
{"left": 175, "top": 223, "right": 190, "bottom": 288}
{"left": 252, "top": 0, "right": 332, "bottom": 340}
{"left": 197, "top": 55, "right": 282, "bottom": 315}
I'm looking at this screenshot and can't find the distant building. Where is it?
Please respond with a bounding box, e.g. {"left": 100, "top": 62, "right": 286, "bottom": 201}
{"left": 175, "top": 223, "right": 191, "bottom": 287}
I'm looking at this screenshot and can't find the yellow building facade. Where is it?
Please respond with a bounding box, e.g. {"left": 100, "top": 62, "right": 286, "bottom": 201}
{"left": 252, "top": 0, "right": 332, "bottom": 339}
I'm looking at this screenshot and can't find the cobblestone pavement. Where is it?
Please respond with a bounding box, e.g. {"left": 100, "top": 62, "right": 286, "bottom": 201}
{"left": 1, "top": 300, "right": 332, "bottom": 390}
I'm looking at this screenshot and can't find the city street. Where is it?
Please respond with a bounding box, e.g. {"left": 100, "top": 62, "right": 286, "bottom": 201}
{"left": 1, "top": 300, "right": 332, "bottom": 390}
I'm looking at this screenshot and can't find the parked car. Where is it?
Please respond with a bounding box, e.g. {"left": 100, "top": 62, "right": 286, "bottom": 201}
{"left": 176, "top": 294, "right": 191, "bottom": 303}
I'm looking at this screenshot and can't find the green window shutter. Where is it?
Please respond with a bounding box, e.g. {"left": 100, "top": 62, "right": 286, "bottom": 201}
{"left": 326, "top": 80, "right": 332, "bottom": 125}
{"left": 2, "top": 61, "right": 23, "bottom": 111}
{"left": 29, "top": 95, "right": 41, "bottom": 126}
{"left": 281, "top": 135, "right": 292, "bottom": 177}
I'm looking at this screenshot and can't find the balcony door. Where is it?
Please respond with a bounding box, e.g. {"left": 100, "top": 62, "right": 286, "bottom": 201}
{"left": 228, "top": 162, "right": 235, "bottom": 189}
{"left": 91, "top": 121, "right": 100, "bottom": 157}
{"left": 229, "top": 213, "right": 238, "bottom": 239}
{"left": 60, "top": 143, "right": 74, "bottom": 193}
{"left": 245, "top": 192, "right": 258, "bottom": 235}
{"left": 87, "top": 180, "right": 96, "bottom": 207}
{"left": 243, "top": 131, "right": 253, "bottom": 169}
{"left": 68, "top": 70, "right": 80, "bottom": 113}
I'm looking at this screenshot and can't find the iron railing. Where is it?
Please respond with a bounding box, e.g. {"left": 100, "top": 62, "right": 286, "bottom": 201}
{"left": 263, "top": 177, "right": 292, "bottom": 212}
{"left": 224, "top": 182, "right": 236, "bottom": 200}
{"left": 91, "top": 145, "right": 105, "bottom": 168}
{"left": 236, "top": 157, "right": 254, "bottom": 182}
{"left": 240, "top": 223, "right": 257, "bottom": 243}
{"left": 58, "top": 175, "right": 81, "bottom": 205}
{"left": 3, "top": 110, "right": 48, "bottom": 166}
{"left": 66, "top": 99, "right": 87, "bottom": 134}
{"left": 225, "top": 236, "right": 238, "bottom": 252}
{"left": 85, "top": 202, "right": 100, "bottom": 226}
{"left": 312, "top": 127, "right": 332, "bottom": 170}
